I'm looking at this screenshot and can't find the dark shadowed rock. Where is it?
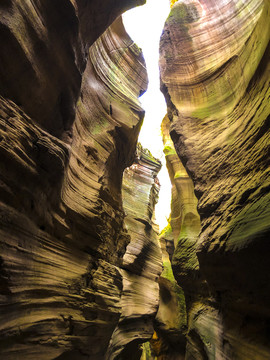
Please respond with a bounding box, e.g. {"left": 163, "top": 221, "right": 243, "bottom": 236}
{"left": 0, "top": 6, "right": 163, "bottom": 358}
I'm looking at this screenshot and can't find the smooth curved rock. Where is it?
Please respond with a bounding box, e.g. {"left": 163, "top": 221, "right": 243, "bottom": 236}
{"left": 0, "top": 11, "right": 159, "bottom": 359}
{"left": 0, "top": 0, "right": 145, "bottom": 139}
{"left": 161, "top": 115, "right": 201, "bottom": 297}
{"left": 148, "top": 226, "right": 187, "bottom": 360}
{"left": 106, "top": 146, "right": 162, "bottom": 360}
{"left": 160, "top": 0, "right": 270, "bottom": 358}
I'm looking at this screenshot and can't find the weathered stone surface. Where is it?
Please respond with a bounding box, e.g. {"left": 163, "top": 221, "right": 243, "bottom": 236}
{"left": 0, "top": 7, "right": 163, "bottom": 359}
{"left": 160, "top": 0, "right": 270, "bottom": 358}
{"left": 136, "top": 224, "right": 187, "bottom": 360}
{"left": 161, "top": 115, "right": 201, "bottom": 297}
{"left": 0, "top": 0, "right": 145, "bottom": 139}
{"left": 106, "top": 146, "right": 162, "bottom": 360}
{"left": 148, "top": 226, "right": 187, "bottom": 360}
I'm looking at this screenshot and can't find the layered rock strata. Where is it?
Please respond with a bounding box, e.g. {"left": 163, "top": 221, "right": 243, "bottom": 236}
{"left": 161, "top": 115, "right": 201, "bottom": 297}
{"left": 160, "top": 0, "right": 270, "bottom": 359}
{"left": 0, "top": 0, "right": 145, "bottom": 139}
{"left": 148, "top": 226, "right": 187, "bottom": 360}
{"left": 141, "top": 115, "right": 199, "bottom": 360}
{"left": 106, "top": 145, "right": 162, "bottom": 359}
{"left": 0, "top": 3, "right": 163, "bottom": 358}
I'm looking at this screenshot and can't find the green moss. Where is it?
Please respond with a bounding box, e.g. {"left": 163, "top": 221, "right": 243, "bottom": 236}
{"left": 172, "top": 236, "right": 199, "bottom": 271}
{"left": 162, "top": 260, "right": 175, "bottom": 283}
{"left": 138, "top": 142, "right": 153, "bottom": 158}
{"left": 166, "top": 2, "right": 200, "bottom": 45}
{"left": 91, "top": 117, "right": 108, "bottom": 135}
{"left": 159, "top": 221, "right": 172, "bottom": 237}
{"left": 137, "top": 142, "right": 161, "bottom": 166}
{"left": 191, "top": 106, "right": 211, "bottom": 119}
{"left": 140, "top": 342, "right": 153, "bottom": 360}
{"left": 161, "top": 261, "right": 188, "bottom": 331}
{"left": 174, "top": 170, "right": 183, "bottom": 179}
{"left": 163, "top": 145, "right": 176, "bottom": 156}
{"left": 164, "top": 53, "right": 173, "bottom": 60}
{"left": 174, "top": 282, "right": 187, "bottom": 331}
{"left": 168, "top": 3, "right": 199, "bottom": 25}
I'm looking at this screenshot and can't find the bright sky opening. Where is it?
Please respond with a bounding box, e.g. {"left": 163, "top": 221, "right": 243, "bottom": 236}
{"left": 123, "top": 0, "right": 172, "bottom": 230}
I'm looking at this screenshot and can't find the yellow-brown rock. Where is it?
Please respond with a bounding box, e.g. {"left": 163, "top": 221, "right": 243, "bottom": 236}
{"left": 106, "top": 146, "right": 162, "bottom": 359}
{"left": 161, "top": 115, "right": 201, "bottom": 296}
{"left": 160, "top": 0, "right": 270, "bottom": 359}
{"left": 0, "top": 4, "right": 163, "bottom": 358}
{"left": 148, "top": 226, "right": 187, "bottom": 360}
{"left": 0, "top": 0, "right": 145, "bottom": 139}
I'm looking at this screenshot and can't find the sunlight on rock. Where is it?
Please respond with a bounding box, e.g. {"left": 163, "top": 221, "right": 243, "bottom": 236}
{"left": 123, "top": 0, "right": 171, "bottom": 230}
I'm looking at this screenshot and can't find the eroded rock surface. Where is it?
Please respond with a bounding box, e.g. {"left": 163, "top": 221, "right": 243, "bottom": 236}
{"left": 106, "top": 146, "right": 162, "bottom": 360}
{"left": 0, "top": 3, "right": 163, "bottom": 358}
{"left": 161, "top": 115, "right": 201, "bottom": 297}
{"left": 149, "top": 226, "right": 187, "bottom": 360}
{"left": 160, "top": 0, "right": 270, "bottom": 358}
{"left": 0, "top": 0, "right": 145, "bottom": 139}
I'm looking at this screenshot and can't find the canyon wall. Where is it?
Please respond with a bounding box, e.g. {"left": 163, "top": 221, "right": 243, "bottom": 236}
{"left": 160, "top": 0, "right": 270, "bottom": 359}
{"left": 0, "top": 0, "right": 145, "bottom": 139}
{"left": 0, "top": 1, "right": 163, "bottom": 359}
{"left": 107, "top": 146, "right": 162, "bottom": 359}
{"left": 1, "top": 0, "right": 270, "bottom": 359}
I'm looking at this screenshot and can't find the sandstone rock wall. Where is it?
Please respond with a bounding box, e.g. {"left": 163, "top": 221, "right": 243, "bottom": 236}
{"left": 0, "top": 2, "right": 163, "bottom": 358}
{"left": 0, "top": 0, "right": 145, "bottom": 138}
{"left": 161, "top": 115, "right": 201, "bottom": 298}
{"left": 106, "top": 146, "right": 162, "bottom": 360}
{"left": 148, "top": 226, "right": 187, "bottom": 360}
{"left": 160, "top": 0, "right": 270, "bottom": 359}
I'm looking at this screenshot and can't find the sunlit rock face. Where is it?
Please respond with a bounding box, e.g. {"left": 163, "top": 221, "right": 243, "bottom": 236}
{"left": 0, "top": 3, "right": 164, "bottom": 358}
{"left": 160, "top": 0, "right": 270, "bottom": 359}
{"left": 161, "top": 115, "right": 201, "bottom": 297}
{"left": 106, "top": 146, "right": 162, "bottom": 359}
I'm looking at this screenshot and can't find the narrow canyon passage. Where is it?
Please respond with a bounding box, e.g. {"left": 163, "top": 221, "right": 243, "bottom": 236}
{"left": 0, "top": 1, "right": 269, "bottom": 360}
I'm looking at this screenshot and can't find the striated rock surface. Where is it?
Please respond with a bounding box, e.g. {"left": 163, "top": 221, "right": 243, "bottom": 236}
{"left": 148, "top": 225, "right": 187, "bottom": 360}
{"left": 160, "top": 0, "right": 270, "bottom": 359}
{"left": 0, "top": 0, "right": 145, "bottom": 139}
{"left": 106, "top": 145, "right": 162, "bottom": 360}
{"left": 0, "top": 4, "right": 163, "bottom": 358}
{"left": 161, "top": 115, "right": 201, "bottom": 297}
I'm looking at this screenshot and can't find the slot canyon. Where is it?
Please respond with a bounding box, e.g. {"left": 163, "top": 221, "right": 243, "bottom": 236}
{"left": 0, "top": 0, "right": 269, "bottom": 359}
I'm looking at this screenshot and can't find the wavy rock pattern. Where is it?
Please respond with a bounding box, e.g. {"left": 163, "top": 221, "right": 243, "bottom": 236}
{"left": 0, "top": 0, "right": 145, "bottom": 139}
{"left": 147, "top": 227, "right": 187, "bottom": 360}
{"left": 0, "top": 4, "right": 163, "bottom": 358}
{"left": 106, "top": 147, "right": 162, "bottom": 359}
{"left": 160, "top": 0, "right": 270, "bottom": 358}
{"left": 161, "top": 115, "right": 201, "bottom": 296}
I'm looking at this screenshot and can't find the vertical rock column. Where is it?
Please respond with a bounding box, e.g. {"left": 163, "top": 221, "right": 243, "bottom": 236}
{"left": 161, "top": 115, "right": 201, "bottom": 298}
{"left": 106, "top": 145, "right": 163, "bottom": 360}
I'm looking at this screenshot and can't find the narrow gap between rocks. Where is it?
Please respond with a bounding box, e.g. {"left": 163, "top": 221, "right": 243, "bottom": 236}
{"left": 123, "top": 0, "right": 172, "bottom": 231}
{"left": 122, "top": 2, "right": 187, "bottom": 359}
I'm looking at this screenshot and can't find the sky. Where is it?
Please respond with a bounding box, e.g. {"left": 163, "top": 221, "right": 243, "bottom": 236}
{"left": 123, "top": 0, "right": 172, "bottom": 230}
